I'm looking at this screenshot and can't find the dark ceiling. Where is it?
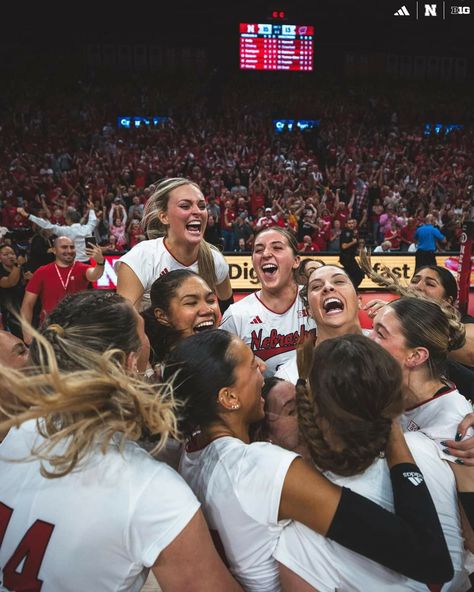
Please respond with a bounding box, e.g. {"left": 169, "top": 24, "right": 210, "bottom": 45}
{"left": 1, "top": 0, "right": 472, "bottom": 56}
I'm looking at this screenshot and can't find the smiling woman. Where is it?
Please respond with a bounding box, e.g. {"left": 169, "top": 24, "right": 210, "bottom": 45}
{"left": 142, "top": 269, "right": 220, "bottom": 366}
{"left": 115, "top": 178, "right": 233, "bottom": 312}
{"left": 275, "top": 264, "right": 364, "bottom": 383}
{"left": 220, "top": 228, "right": 316, "bottom": 376}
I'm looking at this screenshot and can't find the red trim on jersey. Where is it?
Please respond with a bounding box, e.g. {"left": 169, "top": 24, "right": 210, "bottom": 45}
{"left": 405, "top": 383, "right": 457, "bottom": 411}
{"left": 163, "top": 238, "right": 198, "bottom": 267}
{"left": 255, "top": 289, "right": 298, "bottom": 315}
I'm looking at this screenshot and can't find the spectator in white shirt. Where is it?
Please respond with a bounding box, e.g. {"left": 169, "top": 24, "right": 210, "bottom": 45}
{"left": 17, "top": 201, "right": 98, "bottom": 262}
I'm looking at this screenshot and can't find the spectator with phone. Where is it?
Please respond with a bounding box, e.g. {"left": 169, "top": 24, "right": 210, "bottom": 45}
{"left": 16, "top": 201, "right": 98, "bottom": 263}
{"left": 0, "top": 244, "right": 31, "bottom": 338}
{"left": 20, "top": 236, "right": 105, "bottom": 344}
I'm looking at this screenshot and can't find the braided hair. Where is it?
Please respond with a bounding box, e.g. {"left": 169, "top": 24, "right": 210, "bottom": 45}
{"left": 359, "top": 249, "right": 465, "bottom": 365}
{"left": 296, "top": 334, "right": 404, "bottom": 477}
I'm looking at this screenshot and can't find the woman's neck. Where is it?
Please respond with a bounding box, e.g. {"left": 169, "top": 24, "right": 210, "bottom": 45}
{"left": 200, "top": 418, "right": 250, "bottom": 446}
{"left": 317, "top": 321, "right": 363, "bottom": 344}
{"left": 403, "top": 368, "right": 447, "bottom": 409}
{"left": 165, "top": 236, "right": 200, "bottom": 266}
{"left": 260, "top": 282, "right": 298, "bottom": 314}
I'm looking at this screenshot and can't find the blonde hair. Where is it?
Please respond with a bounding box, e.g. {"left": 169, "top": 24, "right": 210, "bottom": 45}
{"left": 0, "top": 328, "right": 178, "bottom": 479}
{"left": 142, "top": 177, "right": 218, "bottom": 289}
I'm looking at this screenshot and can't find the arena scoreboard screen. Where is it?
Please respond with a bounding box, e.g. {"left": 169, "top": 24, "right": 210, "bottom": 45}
{"left": 239, "top": 23, "right": 314, "bottom": 71}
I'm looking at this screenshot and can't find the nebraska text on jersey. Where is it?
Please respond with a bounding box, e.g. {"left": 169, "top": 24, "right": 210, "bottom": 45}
{"left": 251, "top": 325, "right": 316, "bottom": 361}
{"left": 220, "top": 289, "right": 317, "bottom": 375}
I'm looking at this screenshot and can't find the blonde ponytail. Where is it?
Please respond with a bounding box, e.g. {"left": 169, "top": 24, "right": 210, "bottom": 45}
{"left": 0, "top": 329, "right": 179, "bottom": 478}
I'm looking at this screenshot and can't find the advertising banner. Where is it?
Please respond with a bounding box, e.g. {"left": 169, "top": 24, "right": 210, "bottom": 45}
{"left": 92, "top": 253, "right": 474, "bottom": 291}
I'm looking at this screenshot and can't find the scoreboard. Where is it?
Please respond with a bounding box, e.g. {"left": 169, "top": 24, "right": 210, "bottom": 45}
{"left": 239, "top": 23, "right": 314, "bottom": 72}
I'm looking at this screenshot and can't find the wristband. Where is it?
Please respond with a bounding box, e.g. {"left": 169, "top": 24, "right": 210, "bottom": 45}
{"left": 326, "top": 465, "right": 453, "bottom": 585}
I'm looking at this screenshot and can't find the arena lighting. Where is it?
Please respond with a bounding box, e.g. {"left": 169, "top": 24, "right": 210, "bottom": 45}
{"left": 273, "top": 119, "right": 320, "bottom": 132}
{"left": 117, "top": 116, "right": 169, "bottom": 129}
{"left": 423, "top": 123, "right": 464, "bottom": 135}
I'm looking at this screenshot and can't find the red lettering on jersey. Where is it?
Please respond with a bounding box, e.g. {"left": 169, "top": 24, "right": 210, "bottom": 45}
{"left": 0, "top": 502, "right": 13, "bottom": 547}
{"left": 160, "top": 268, "right": 169, "bottom": 276}
{"left": 250, "top": 325, "right": 316, "bottom": 361}
{"left": 0, "top": 503, "right": 55, "bottom": 592}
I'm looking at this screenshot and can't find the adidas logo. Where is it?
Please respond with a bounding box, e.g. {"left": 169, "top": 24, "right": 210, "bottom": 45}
{"left": 403, "top": 471, "right": 424, "bottom": 486}
{"left": 394, "top": 5, "right": 410, "bottom": 15}
{"left": 250, "top": 316, "right": 263, "bottom": 324}
{"left": 406, "top": 420, "right": 419, "bottom": 432}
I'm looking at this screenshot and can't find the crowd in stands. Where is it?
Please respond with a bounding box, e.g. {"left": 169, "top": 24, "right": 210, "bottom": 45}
{"left": 1, "top": 65, "right": 474, "bottom": 592}
{"left": 0, "top": 70, "right": 472, "bottom": 262}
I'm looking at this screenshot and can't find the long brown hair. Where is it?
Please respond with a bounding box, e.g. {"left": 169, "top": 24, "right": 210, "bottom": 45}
{"left": 388, "top": 297, "right": 466, "bottom": 378}
{"left": 296, "top": 334, "right": 403, "bottom": 476}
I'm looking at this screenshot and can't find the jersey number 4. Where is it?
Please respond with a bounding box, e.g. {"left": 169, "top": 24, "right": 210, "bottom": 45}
{"left": 0, "top": 502, "right": 55, "bottom": 592}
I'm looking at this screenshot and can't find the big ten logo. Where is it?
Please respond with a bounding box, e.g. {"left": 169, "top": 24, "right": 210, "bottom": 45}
{"left": 228, "top": 259, "right": 260, "bottom": 287}
{"left": 93, "top": 256, "right": 120, "bottom": 290}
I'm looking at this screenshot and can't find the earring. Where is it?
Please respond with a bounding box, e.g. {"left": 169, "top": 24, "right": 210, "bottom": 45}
{"left": 231, "top": 403, "right": 240, "bottom": 410}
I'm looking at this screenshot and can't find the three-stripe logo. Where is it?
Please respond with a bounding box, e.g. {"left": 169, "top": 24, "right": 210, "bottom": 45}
{"left": 394, "top": 5, "right": 410, "bottom": 15}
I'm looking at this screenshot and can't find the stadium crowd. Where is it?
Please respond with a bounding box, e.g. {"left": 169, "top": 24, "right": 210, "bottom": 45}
{"left": 0, "top": 72, "right": 472, "bottom": 261}
{"left": 1, "top": 66, "right": 474, "bottom": 591}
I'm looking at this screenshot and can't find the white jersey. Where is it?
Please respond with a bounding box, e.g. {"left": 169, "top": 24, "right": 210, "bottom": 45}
{"left": 275, "top": 329, "right": 370, "bottom": 384}
{"left": 179, "top": 436, "right": 298, "bottom": 592}
{"left": 116, "top": 237, "right": 229, "bottom": 309}
{"left": 220, "top": 289, "right": 316, "bottom": 376}
{"left": 274, "top": 432, "right": 470, "bottom": 592}
{"left": 402, "top": 386, "right": 474, "bottom": 462}
{"left": 0, "top": 421, "right": 200, "bottom": 592}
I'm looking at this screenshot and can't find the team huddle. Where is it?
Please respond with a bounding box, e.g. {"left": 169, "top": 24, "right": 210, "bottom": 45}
{"left": 0, "top": 178, "right": 474, "bottom": 592}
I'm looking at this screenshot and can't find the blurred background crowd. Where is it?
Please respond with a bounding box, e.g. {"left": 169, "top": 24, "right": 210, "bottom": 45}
{"left": 0, "top": 71, "right": 472, "bottom": 263}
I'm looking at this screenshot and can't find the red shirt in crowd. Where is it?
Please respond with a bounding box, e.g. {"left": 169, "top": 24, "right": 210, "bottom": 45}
{"left": 249, "top": 192, "right": 265, "bottom": 216}
{"left": 26, "top": 261, "right": 91, "bottom": 319}
{"left": 400, "top": 224, "right": 417, "bottom": 247}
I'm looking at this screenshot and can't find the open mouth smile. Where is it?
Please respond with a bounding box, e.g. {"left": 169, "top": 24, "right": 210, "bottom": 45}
{"left": 323, "top": 297, "right": 344, "bottom": 315}
{"left": 186, "top": 221, "right": 202, "bottom": 235}
{"left": 193, "top": 319, "right": 215, "bottom": 333}
{"left": 261, "top": 263, "right": 278, "bottom": 278}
